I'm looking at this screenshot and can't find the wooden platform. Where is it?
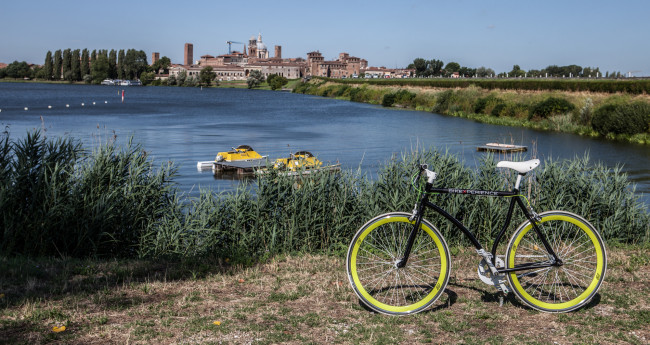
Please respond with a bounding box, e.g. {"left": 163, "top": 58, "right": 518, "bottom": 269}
{"left": 197, "top": 159, "right": 268, "bottom": 175}
{"left": 477, "top": 143, "right": 528, "bottom": 153}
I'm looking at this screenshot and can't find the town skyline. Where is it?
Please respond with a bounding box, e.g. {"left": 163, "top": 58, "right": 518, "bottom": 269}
{"left": 1, "top": 0, "right": 648, "bottom": 76}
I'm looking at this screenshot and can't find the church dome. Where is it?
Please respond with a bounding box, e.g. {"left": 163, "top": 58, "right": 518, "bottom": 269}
{"left": 256, "top": 33, "right": 267, "bottom": 51}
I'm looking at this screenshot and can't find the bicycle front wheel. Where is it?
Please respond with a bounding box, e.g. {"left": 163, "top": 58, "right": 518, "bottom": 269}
{"left": 506, "top": 211, "right": 607, "bottom": 312}
{"left": 346, "top": 212, "right": 451, "bottom": 315}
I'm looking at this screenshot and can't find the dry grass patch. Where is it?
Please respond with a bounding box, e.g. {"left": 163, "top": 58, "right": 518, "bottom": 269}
{"left": 1, "top": 246, "right": 648, "bottom": 344}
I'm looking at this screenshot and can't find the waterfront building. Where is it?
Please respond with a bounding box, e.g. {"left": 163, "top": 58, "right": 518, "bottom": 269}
{"left": 247, "top": 34, "right": 269, "bottom": 60}
{"left": 170, "top": 33, "right": 381, "bottom": 81}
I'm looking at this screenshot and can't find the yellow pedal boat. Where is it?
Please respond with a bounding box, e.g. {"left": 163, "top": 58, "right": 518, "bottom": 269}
{"left": 197, "top": 145, "right": 267, "bottom": 171}
{"left": 257, "top": 151, "right": 341, "bottom": 176}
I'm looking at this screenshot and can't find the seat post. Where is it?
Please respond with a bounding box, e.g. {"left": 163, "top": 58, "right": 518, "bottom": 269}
{"left": 514, "top": 173, "right": 524, "bottom": 191}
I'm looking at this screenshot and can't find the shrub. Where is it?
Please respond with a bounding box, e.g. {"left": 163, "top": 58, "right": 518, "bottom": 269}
{"left": 474, "top": 95, "right": 500, "bottom": 113}
{"left": 575, "top": 98, "right": 594, "bottom": 125}
{"left": 505, "top": 103, "right": 530, "bottom": 118}
{"left": 592, "top": 102, "right": 650, "bottom": 135}
{"left": 394, "top": 89, "right": 416, "bottom": 107}
{"left": 530, "top": 97, "right": 576, "bottom": 119}
{"left": 432, "top": 90, "right": 456, "bottom": 113}
{"left": 348, "top": 87, "right": 362, "bottom": 102}
{"left": 381, "top": 93, "right": 396, "bottom": 107}
{"left": 491, "top": 103, "right": 507, "bottom": 117}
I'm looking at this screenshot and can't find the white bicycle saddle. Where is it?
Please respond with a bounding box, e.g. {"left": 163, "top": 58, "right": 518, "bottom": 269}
{"left": 496, "top": 159, "right": 540, "bottom": 174}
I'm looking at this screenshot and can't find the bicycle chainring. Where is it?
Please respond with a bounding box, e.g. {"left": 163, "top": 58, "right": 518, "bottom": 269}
{"left": 477, "top": 256, "right": 505, "bottom": 287}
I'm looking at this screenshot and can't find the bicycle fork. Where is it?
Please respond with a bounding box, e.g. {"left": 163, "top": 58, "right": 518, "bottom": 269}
{"left": 398, "top": 199, "right": 428, "bottom": 269}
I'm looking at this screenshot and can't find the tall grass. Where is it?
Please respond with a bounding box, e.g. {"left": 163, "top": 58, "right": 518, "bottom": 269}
{"left": 0, "top": 130, "right": 176, "bottom": 257}
{"left": 145, "top": 148, "right": 649, "bottom": 260}
{"left": 1, "top": 130, "right": 648, "bottom": 260}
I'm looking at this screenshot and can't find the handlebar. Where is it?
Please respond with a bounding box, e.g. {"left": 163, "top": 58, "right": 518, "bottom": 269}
{"left": 415, "top": 163, "right": 437, "bottom": 184}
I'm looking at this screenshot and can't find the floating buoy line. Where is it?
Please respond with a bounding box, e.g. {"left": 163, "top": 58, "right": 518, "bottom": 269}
{"left": 0, "top": 100, "right": 114, "bottom": 113}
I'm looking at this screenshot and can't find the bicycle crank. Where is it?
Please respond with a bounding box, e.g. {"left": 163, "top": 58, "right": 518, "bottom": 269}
{"left": 477, "top": 257, "right": 510, "bottom": 294}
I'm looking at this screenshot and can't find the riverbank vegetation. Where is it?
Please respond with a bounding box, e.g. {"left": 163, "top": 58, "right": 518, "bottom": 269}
{"left": 1, "top": 129, "right": 647, "bottom": 260}
{"left": 293, "top": 78, "right": 650, "bottom": 144}
{"left": 1, "top": 130, "right": 648, "bottom": 343}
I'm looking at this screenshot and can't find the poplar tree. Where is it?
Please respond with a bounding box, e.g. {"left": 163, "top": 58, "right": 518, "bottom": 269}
{"left": 108, "top": 49, "right": 117, "bottom": 78}
{"left": 71, "top": 49, "right": 81, "bottom": 81}
{"left": 44, "top": 51, "right": 53, "bottom": 80}
{"left": 80, "top": 49, "right": 90, "bottom": 77}
{"left": 62, "top": 49, "right": 72, "bottom": 81}
{"left": 117, "top": 49, "right": 125, "bottom": 79}
{"left": 53, "top": 49, "right": 62, "bottom": 80}
{"left": 91, "top": 51, "right": 110, "bottom": 84}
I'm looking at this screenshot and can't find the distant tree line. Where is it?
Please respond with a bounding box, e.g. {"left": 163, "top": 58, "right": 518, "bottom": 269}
{"left": 0, "top": 49, "right": 153, "bottom": 84}
{"left": 407, "top": 58, "right": 626, "bottom": 79}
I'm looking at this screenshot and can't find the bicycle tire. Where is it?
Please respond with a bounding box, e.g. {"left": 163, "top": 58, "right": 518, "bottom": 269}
{"left": 506, "top": 211, "right": 607, "bottom": 312}
{"left": 346, "top": 212, "right": 451, "bottom": 315}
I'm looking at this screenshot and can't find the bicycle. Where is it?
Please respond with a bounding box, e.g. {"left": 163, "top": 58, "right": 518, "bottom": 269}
{"left": 346, "top": 159, "right": 607, "bottom": 315}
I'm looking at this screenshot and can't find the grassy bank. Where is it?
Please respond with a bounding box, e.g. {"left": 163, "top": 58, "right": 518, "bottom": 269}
{"left": 1, "top": 246, "right": 648, "bottom": 344}
{"left": 293, "top": 78, "right": 650, "bottom": 144}
{"left": 1, "top": 130, "right": 649, "bottom": 343}
{"left": 333, "top": 77, "right": 650, "bottom": 94}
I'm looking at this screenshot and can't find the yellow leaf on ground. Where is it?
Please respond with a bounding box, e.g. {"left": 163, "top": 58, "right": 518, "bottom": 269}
{"left": 213, "top": 321, "right": 221, "bottom": 326}
{"left": 52, "top": 326, "right": 66, "bottom": 333}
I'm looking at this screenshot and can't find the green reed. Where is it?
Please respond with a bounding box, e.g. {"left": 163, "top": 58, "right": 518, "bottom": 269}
{"left": 0, "top": 130, "right": 176, "bottom": 257}
{"left": 144, "top": 149, "right": 649, "bottom": 260}
{"left": 1, "top": 129, "right": 647, "bottom": 260}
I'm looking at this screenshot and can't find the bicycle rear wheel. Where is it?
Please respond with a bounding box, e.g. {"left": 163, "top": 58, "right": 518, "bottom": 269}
{"left": 506, "top": 211, "right": 607, "bottom": 312}
{"left": 346, "top": 212, "right": 450, "bottom": 315}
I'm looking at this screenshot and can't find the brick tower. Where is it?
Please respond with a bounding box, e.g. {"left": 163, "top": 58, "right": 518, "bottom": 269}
{"left": 184, "top": 43, "right": 193, "bottom": 66}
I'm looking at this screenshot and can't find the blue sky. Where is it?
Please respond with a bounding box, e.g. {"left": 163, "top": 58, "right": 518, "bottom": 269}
{"left": 1, "top": 0, "right": 648, "bottom": 75}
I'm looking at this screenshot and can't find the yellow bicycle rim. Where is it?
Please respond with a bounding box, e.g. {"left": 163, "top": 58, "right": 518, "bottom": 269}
{"left": 508, "top": 214, "right": 605, "bottom": 311}
{"left": 349, "top": 216, "right": 449, "bottom": 313}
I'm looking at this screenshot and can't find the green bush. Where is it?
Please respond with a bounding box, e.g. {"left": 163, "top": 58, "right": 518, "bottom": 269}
{"left": 349, "top": 87, "right": 362, "bottom": 102}
{"left": 530, "top": 97, "right": 576, "bottom": 119}
{"left": 505, "top": 103, "right": 530, "bottom": 118}
{"left": 592, "top": 102, "right": 650, "bottom": 135}
{"left": 474, "top": 95, "right": 501, "bottom": 113}
{"left": 394, "top": 89, "right": 416, "bottom": 107}
{"left": 491, "top": 103, "right": 507, "bottom": 117}
{"left": 381, "top": 93, "right": 396, "bottom": 107}
{"left": 432, "top": 90, "right": 457, "bottom": 113}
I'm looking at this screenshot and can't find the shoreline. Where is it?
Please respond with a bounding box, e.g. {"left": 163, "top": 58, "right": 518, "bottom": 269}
{"left": 4, "top": 78, "right": 649, "bottom": 144}
{"left": 293, "top": 78, "right": 650, "bottom": 145}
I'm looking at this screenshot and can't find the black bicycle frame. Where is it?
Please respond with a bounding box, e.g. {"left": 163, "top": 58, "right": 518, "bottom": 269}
{"left": 398, "top": 177, "right": 562, "bottom": 273}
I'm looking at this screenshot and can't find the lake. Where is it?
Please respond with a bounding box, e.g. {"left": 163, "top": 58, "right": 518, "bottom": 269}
{"left": 1, "top": 82, "right": 648, "bottom": 204}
